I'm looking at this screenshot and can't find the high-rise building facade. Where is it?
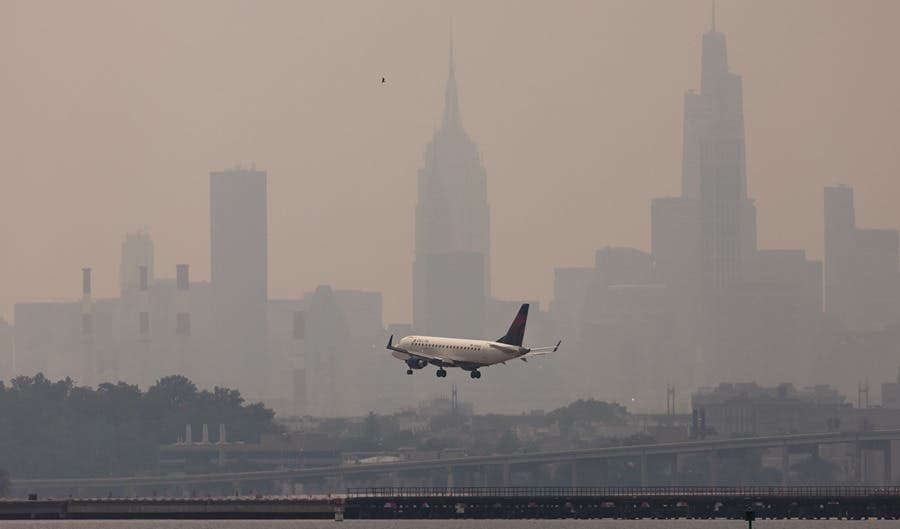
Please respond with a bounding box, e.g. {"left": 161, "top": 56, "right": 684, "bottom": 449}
{"left": 413, "top": 44, "right": 490, "bottom": 338}
{"left": 0, "top": 317, "right": 14, "bottom": 380}
{"left": 824, "top": 185, "right": 900, "bottom": 331}
{"left": 210, "top": 167, "right": 268, "bottom": 395}
{"left": 654, "top": 19, "right": 756, "bottom": 290}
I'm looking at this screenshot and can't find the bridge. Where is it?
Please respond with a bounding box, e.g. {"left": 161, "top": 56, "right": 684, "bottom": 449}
{"left": 11, "top": 429, "right": 900, "bottom": 496}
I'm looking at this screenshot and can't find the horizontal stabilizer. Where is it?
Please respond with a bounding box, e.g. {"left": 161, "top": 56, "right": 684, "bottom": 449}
{"left": 523, "top": 340, "right": 562, "bottom": 357}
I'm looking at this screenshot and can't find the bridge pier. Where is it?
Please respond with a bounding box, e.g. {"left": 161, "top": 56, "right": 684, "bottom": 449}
{"left": 446, "top": 466, "right": 455, "bottom": 488}
{"left": 856, "top": 442, "right": 865, "bottom": 484}
{"left": 279, "top": 479, "right": 292, "bottom": 495}
{"left": 571, "top": 462, "right": 579, "bottom": 487}
{"left": 706, "top": 450, "right": 718, "bottom": 487}
{"left": 639, "top": 453, "right": 648, "bottom": 487}
{"left": 857, "top": 440, "right": 895, "bottom": 484}
{"left": 781, "top": 445, "right": 790, "bottom": 486}
{"left": 669, "top": 453, "right": 680, "bottom": 486}
{"left": 884, "top": 441, "right": 893, "bottom": 485}
{"left": 502, "top": 463, "right": 510, "bottom": 486}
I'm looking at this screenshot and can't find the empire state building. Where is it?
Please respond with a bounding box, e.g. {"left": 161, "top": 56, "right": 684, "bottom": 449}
{"left": 412, "top": 42, "right": 490, "bottom": 338}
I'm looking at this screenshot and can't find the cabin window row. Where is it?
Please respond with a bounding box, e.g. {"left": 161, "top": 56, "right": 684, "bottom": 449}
{"left": 414, "top": 342, "right": 477, "bottom": 350}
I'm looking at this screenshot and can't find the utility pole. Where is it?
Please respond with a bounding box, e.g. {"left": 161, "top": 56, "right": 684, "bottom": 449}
{"left": 451, "top": 384, "right": 458, "bottom": 414}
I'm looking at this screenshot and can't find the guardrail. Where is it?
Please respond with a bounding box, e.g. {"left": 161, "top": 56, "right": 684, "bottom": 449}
{"left": 346, "top": 486, "right": 900, "bottom": 498}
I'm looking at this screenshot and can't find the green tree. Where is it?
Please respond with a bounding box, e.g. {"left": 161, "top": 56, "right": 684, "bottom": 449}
{"left": 0, "top": 373, "right": 279, "bottom": 479}
{"left": 546, "top": 399, "right": 628, "bottom": 435}
{"left": 495, "top": 429, "right": 520, "bottom": 454}
{"left": 792, "top": 454, "right": 841, "bottom": 484}
{"left": 363, "top": 412, "right": 381, "bottom": 449}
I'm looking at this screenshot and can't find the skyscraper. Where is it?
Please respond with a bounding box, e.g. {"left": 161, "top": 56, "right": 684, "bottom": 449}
{"left": 210, "top": 167, "right": 268, "bottom": 394}
{"left": 653, "top": 13, "right": 756, "bottom": 290}
{"left": 824, "top": 185, "right": 900, "bottom": 331}
{"left": 413, "top": 41, "right": 490, "bottom": 337}
{"left": 694, "top": 19, "right": 757, "bottom": 288}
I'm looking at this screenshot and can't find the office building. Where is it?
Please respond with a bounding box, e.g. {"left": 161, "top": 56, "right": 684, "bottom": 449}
{"left": 210, "top": 167, "right": 269, "bottom": 395}
{"left": 413, "top": 42, "right": 490, "bottom": 339}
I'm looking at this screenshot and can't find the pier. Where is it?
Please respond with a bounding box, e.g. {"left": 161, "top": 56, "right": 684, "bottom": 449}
{"left": 0, "top": 497, "right": 337, "bottom": 520}
{"left": 344, "top": 486, "right": 900, "bottom": 520}
{"left": 5, "top": 487, "right": 900, "bottom": 519}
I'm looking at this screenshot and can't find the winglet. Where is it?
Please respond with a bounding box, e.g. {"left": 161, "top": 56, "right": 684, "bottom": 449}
{"left": 554, "top": 340, "right": 562, "bottom": 352}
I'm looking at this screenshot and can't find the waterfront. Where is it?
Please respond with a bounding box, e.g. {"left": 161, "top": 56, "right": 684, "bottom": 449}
{"left": 0, "top": 521, "right": 899, "bottom": 529}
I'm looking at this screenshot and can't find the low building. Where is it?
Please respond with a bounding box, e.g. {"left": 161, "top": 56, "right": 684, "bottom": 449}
{"left": 692, "top": 383, "right": 848, "bottom": 437}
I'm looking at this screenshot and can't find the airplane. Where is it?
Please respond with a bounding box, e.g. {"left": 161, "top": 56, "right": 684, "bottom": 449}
{"left": 386, "top": 303, "right": 561, "bottom": 379}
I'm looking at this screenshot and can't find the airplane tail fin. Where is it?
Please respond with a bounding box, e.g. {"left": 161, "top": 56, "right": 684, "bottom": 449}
{"left": 497, "top": 303, "right": 529, "bottom": 346}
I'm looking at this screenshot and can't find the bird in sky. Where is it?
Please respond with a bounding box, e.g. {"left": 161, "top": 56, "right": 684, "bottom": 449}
{"left": 382, "top": 77, "right": 386, "bottom": 83}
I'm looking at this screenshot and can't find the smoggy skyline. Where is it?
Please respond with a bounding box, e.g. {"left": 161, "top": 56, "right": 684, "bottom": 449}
{"left": 2, "top": 0, "right": 900, "bottom": 324}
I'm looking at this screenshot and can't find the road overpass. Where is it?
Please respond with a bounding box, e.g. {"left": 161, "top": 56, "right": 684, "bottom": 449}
{"left": 11, "top": 429, "right": 900, "bottom": 495}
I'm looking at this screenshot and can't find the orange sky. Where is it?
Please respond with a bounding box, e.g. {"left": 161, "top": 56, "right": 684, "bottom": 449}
{"left": 1, "top": 0, "right": 899, "bottom": 324}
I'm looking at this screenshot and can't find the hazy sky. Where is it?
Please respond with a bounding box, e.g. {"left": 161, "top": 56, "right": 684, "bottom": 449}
{"left": 1, "top": 0, "right": 899, "bottom": 324}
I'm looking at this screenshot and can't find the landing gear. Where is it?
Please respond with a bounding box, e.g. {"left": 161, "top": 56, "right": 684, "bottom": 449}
{"left": 436, "top": 369, "right": 448, "bottom": 378}
{"left": 406, "top": 369, "right": 413, "bottom": 375}
{"left": 470, "top": 370, "right": 481, "bottom": 379}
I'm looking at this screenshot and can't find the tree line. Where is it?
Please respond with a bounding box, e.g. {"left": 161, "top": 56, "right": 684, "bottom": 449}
{"left": 0, "top": 374, "right": 279, "bottom": 480}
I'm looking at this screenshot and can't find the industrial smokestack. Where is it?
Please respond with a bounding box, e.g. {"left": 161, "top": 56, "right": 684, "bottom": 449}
{"left": 81, "top": 268, "right": 93, "bottom": 337}
{"left": 138, "top": 265, "right": 150, "bottom": 340}
{"left": 136, "top": 264, "right": 152, "bottom": 388}
{"left": 80, "top": 267, "right": 96, "bottom": 386}
{"left": 185, "top": 423, "right": 193, "bottom": 444}
{"left": 82, "top": 268, "right": 92, "bottom": 296}
{"left": 202, "top": 423, "right": 209, "bottom": 443}
{"left": 176, "top": 264, "right": 189, "bottom": 292}
{"left": 175, "top": 264, "right": 191, "bottom": 337}
{"left": 291, "top": 310, "right": 307, "bottom": 416}
{"left": 219, "top": 423, "right": 226, "bottom": 444}
{"left": 175, "top": 264, "right": 191, "bottom": 379}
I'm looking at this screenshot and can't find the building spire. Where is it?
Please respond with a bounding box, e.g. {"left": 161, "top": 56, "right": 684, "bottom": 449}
{"left": 449, "top": 18, "right": 454, "bottom": 71}
{"left": 442, "top": 27, "right": 461, "bottom": 129}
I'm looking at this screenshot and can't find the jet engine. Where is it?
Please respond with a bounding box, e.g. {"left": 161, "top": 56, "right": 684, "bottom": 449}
{"left": 406, "top": 358, "right": 428, "bottom": 370}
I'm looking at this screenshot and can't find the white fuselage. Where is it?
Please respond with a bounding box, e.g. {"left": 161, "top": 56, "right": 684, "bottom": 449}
{"left": 392, "top": 335, "right": 523, "bottom": 367}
